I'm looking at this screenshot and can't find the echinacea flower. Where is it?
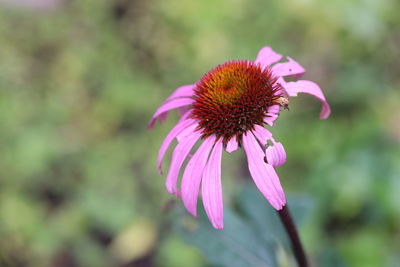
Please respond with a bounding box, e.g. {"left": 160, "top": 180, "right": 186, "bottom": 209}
{"left": 149, "top": 46, "right": 330, "bottom": 229}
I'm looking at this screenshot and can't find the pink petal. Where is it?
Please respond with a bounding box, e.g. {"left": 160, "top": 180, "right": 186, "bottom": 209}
{"left": 176, "top": 123, "right": 199, "bottom": 142}
{"left": 283, "top": 80, "right": 331, "bottom": 119}
{"left": 263, "top": 104, "right": 281, "bottom": 126}
{"left": 157, "top": 112, "right": 169, "bottom": 124}
{"left": 165, "top": 84, "right": 195, "bottom": 102}
{"left": 264, "top": 116, "right": 277, "bottom": 127}
{"left": 252, "top": 125, "right": 273, "bottom": 147}
{"left": 165, "top": 130, "right": 201, "bottom": 195}
{"left": 181, "top": 135, "right": 216, "bottom": 217}
{"left": 272, "top": 57, "right": 305, "bottom": 78}
{"left": 157, "top": 118, "right": 197, "bottom": 174}
{"left": 265, "top": 139, "right": 287, "bottom": 167}
{"left": 178, "top": 106, "right": 190, "bottom": 116}
{"left": 242, "top": 131, "right": 286, "bottom": 210}
{"left": 225, "top": 136, "right": 238, "bottom": 153}
{"left": 201, "top": 138, "right": 224, "bottom": 229}
{"left": 267, "top": 105, "right": 281, "bottom": 114}
{"left": 178, "top": 110, "right": 193, "bottom": 123}
{"left": 148, "top": 98, "right": 194, "bottom": 129}
{"left": 254, "top": 46, "right": 283, "bottom": 69}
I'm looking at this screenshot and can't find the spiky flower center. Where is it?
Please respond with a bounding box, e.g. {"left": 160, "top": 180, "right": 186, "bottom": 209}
{"left": 192, "top": 60, "right": 282, "bottom": 142}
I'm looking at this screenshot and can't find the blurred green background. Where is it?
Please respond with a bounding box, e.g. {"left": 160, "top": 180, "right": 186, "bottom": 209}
{"left": 0, "top": 0, "right": 399, "bottom": 266}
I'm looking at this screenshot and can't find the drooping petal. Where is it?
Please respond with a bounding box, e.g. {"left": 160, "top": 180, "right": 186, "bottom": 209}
{"left": 157, "top": 118, "right": 196, "bottom": 174}
{"left": 252, "top": 125, "right": 273, "bottom": 147}
{"left": 165, "top": 129, "right": 201, "bottom": 194}
{"left": 148, "top": 98, "right": 194, "bottom": 129}
{"left": 178, "top": 106, "right": 190, "bottom": 117}
{"left": 225, "top": 136, "right": 238, "bottom": 153}
{"left": 165, "top": 84, "right": 195, "bottom": 102}
{"left": 176, "top": 123, "right": 199, "bottom": 142}
{"left": 254, "top": 46, "right": 283, "bottom": 70}
{"left": 181, "top": 135, "right": 216, "bottom": 217}
{"left": 264, "top": 104, "right": 281, "bottom": 126}
{"left": 159, "top": 112, "right": 171, "bottom": 125}
{"left": 272, "top": 57, "right": 305, "bottom": 78}
{"left": 242, "top": 131, "right": 286, "bottom": 210}
{"left": 178, "top": 110, "right": 193, "bottom": 123}
{"left": 282, "top": 80, "right": 331, "bottom": 119}
{"left": 265, "top": 139, "right": 287, "bottom": 167}
{"left": 202, "top": 138, "right": 224, "bottom": 229}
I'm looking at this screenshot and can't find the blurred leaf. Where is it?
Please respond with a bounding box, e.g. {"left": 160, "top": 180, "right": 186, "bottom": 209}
{"left": 236, "top": 185, "right": 314, "bottom": 249}
{"left": 176, "top": 207, "right": 277, "bottom": 267}
{"left": 156, "top": 236, "right": 205, "bottom": 267}
{"left": 175, "top": 185, "right": 314, "bottom": 267}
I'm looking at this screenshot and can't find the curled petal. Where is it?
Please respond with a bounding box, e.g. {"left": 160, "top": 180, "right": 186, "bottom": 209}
{"left": 148, "top": 98, "right": 194, "bottom": 129}
{"left": 252, "top": 125, "right": 272, "bottom": 146}
{"left": 165, "top": 129, "right": 201, "bottom": 195}
{"left": 225, "top": 136, "right": 238, "bottom": 153}
{"left": 255, "top": 46, "right": 283, "bottom": 70}
{"left": 264, "top": 104, "right": 281, "bottom": 126}
{"left": 202, "top": 138, "right": 224, "bottom": 229}
{"left": 181, "top": 136, "right": 216, "bottom": 217}
{"left": 266, "top": 140, "right": 287, "bottom": 167}
{"left": 272, "top": 57, "right": 305, "bottom": 78}
{"left": 242, "top": 131, "right": 286, "bottom": 210}
{"left": 158, "top": 118, "right": 197, "bottom": 174}
{"left": 283, "top": 80, "right": 331, "bottom": 119}
{"left": 268, "top": 105, "right": 282, "bottom": 114}
{"left": 264, "top": 116, "right": 277, "bottom": 127}
{"left": 157, "top": 112, "right": 169, "bottom": 124}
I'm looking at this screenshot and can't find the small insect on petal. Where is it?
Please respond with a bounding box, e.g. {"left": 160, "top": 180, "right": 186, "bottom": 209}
{"left": 276, "top": 96, "right": 289, "bottom": 110}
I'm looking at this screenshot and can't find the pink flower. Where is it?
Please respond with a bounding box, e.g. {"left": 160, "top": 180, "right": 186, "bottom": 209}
{"left": 149, "top": 46, "right": 330, "bottom": 229}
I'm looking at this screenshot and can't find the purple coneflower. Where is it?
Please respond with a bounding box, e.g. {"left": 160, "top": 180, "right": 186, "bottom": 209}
{"left": 149, "top": 46, "right": 330, "bottom": 229}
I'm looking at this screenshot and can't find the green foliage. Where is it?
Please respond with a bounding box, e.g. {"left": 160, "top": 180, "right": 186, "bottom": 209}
{"left": 176, "top": 186, "right": 314, "bottom": 267}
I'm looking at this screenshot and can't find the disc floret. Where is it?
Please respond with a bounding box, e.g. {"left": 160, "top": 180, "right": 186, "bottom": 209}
{"left": 192, "top": 60, "right": 282, "bottom": 142}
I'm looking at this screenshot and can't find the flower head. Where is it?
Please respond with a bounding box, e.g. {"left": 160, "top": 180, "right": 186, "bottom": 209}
{"left": 149, "top": 46, "right": 330, "bottom": 229}
{"left": 192, "top": 60, "right": 280, "bottom": 142}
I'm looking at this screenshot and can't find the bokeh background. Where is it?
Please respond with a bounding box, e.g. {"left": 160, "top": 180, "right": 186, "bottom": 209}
{"left": 0, "top": 0, "right": 399, "bottom": 266}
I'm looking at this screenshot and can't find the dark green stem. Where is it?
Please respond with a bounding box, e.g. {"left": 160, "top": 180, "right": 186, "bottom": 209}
{"left": 277, "top": 205, "right": 309, "bottom": 267}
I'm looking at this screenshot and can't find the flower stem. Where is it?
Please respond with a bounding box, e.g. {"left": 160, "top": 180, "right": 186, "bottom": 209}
{"left": 277, "top": 205, "right": 309, "bottom": 267}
